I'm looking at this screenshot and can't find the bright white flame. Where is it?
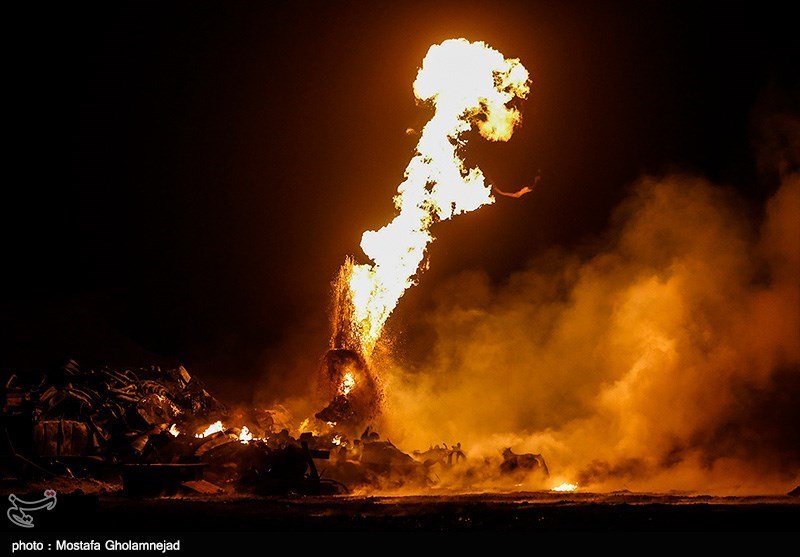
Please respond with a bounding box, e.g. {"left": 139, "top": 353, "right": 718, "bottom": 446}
{"left": 332, "top": 435, "right": 342, "bottom": 446}
{"left": 339, "top": 372, "right": 356, "bottom": 396}
{"left": 552, "top": 482, "right": 578, "bottom": 492}
{"left": 239, "top": 426, "right": 253, "bottom": 444}
{"left": 338, "top": 38, "right": 530, "bottom": 357}
{"left": 195, "top": 420, "right": 224, "bottom": 438}
{"left": 167, "top": 424, "right": 180, "bottom": 437}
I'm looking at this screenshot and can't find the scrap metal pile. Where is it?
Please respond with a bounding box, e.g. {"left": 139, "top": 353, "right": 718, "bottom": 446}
{"left": 1, "top": 361, "right": 549, "bottom": 496}
{"left": 0, "top": 361, "right": 335, "bottom": 495}
{"left": 0, "top": 362, "right": 440, "bottom": 496}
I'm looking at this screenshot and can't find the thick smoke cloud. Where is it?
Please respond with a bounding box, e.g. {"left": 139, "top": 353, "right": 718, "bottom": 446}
{"left": 379, "top": 149, "right": 799, "bottom": 494}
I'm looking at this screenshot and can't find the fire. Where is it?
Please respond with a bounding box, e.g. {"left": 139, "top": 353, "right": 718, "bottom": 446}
{"left": 296, "top": 417, "right": 331, "bottom": 434}
{"left": 552, "top": 482, "right": 578, "bottom": 492}
{"left": 333, "top": 38, "right": 530, "bottom": 358}
{"left": 189, "top": 421, "right": 262, "bottom": 443}
{"left": 195, "top": 420, "right": 224, "bottom": 438}
{"left": 339, "top": 371, "right": 356, "bottom": 396}
{"left": 332, "top": 435, "right": 343, "bottom": 446}
{"left": 239, "top": 426, "right": 253, "bottom": 443}
{"left": 167, "top": 424, "right": 180, "bottom": 437}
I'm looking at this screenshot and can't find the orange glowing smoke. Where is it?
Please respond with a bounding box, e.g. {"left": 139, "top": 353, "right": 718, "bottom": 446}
{"left": 332, "top": 38, "right": 530, "bottom": 359}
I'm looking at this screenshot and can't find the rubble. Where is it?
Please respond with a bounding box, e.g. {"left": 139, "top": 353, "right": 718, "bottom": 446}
{"left": 1, "top": 360, "right": 339, "bottom": 496}
{"left": 317, "top": 426, "right": 432, "bottom": 490}
{"left": 413, "top": 443, "right": 466, "bottom": 467}
{"left": 3, "top": 361, "right": 222, "bottom": 464}
{"left": 500, "top": 448, "right": 549, "bottom": 478}
{"left": 314, "top": 349, "right": 380, "bottom": 432}
{"left": 2, "top": 360, "right": 552, "bottom": 497}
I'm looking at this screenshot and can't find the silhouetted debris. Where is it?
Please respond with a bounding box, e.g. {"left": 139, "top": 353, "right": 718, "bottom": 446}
{"left": 33, "top": 420, "right": 91, "bottom": 457}
{"left": 2, "top": 360, "right": 551, "bottom": 497}
{"left": 0, "top": 360, "right": 343, "bottom": 496}
{"left": 500, "top": 448, "right": 549, "bottom": 477}
{"left": 1, "top": 360, "right": 224, "bottom": 467}
{"left": 319, "top": 428, "right": 432, "bottom": 490}
{"left": 413, "top": 442, "right": 465, "bottom": 467}
{"left": 314, "top": 349, "right": 380, "bottom": 432}
{"left": 789, "top": 486, "right": 800, "bottom": 497}
{"left": 234, "top": 440, "right": 337, "bottom": 496}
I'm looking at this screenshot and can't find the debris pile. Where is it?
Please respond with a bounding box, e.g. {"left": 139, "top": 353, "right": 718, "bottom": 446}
{"left": 500, "top": 448, "right": 550, "bottom": 477}
{"left": 314, "top": 349, "right": 380, "bottom": 432}
{"left": 2, "top": 360, "right": 550, "bottom": 496}
{"left": 0, "top": 361, "right": 338, "bottom": 496}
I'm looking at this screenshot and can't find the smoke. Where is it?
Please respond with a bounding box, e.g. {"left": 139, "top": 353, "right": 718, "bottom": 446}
{"left": 379, "top": 145, "right": 800, "bottom": 493}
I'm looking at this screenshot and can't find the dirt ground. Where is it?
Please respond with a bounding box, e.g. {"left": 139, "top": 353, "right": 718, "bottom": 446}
{"left": 2, "top": 493, "right": 796, "bottom": 556}
{"left": 2, "top": 488, "right": 798, "bottom": 533}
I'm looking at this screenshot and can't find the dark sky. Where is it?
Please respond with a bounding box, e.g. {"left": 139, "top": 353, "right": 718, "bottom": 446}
{"left": 2, "top": 1, "right": 795, "bottom": 400}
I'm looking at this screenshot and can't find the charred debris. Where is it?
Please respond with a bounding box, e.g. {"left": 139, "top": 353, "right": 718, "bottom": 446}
{"left": 1, "top": 360, "right": 548, "bottom": 497}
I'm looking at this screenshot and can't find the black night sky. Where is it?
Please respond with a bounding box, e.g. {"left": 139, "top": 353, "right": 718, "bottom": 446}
{"left": 2, "top": 1, "right": 796, "bottom": 402}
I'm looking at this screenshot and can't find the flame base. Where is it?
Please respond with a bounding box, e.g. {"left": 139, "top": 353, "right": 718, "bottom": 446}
{"left": 315, "top": 349, "right": 381, "bottom": 432}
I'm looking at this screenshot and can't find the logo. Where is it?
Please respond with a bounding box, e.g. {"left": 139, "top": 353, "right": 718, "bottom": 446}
{"left": 7, "top": 490, "right": 57, "bottom": 528}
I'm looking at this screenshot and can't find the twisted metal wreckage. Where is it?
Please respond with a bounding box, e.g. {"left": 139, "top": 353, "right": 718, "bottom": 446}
{"left": 1, "top": 361, "right": 549, "bottom": 497}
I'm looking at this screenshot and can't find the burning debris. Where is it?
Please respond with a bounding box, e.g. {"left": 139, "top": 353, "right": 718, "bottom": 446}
{"left": 2, "top": 359, "right": 553, "bottom": 496}
{"left": 0, "top": 361, "right": 342, "bottom": 496}
{"left": 314, "top": 349, "right": 380, "bottom": 432}
{"left": 3, "top": 359, "right": 221, "bottom": 464}
{"left": 0, "top": 40, "right": 562, "bottom": 499}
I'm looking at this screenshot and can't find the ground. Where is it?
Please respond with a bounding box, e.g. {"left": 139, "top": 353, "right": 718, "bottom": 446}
{"left": 2, "top": 486, "right": 798, "bottom": 534}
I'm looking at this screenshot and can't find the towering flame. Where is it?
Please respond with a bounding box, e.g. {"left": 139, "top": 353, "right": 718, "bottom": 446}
{"left": 332, "top": 38, "right": 530, "bottom": 358}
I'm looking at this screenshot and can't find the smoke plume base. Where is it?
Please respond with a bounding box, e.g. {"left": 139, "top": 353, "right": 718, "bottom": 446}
{"left": 376, "top": 171, "right": 799, "bottom": 495}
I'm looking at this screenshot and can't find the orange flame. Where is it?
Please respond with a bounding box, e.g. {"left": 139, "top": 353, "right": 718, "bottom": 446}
{"left": 335, "top": 38, "right": 530, "bottom": 357}
{"left": 167, "top": 424, "right": 180, "bottom": 437}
